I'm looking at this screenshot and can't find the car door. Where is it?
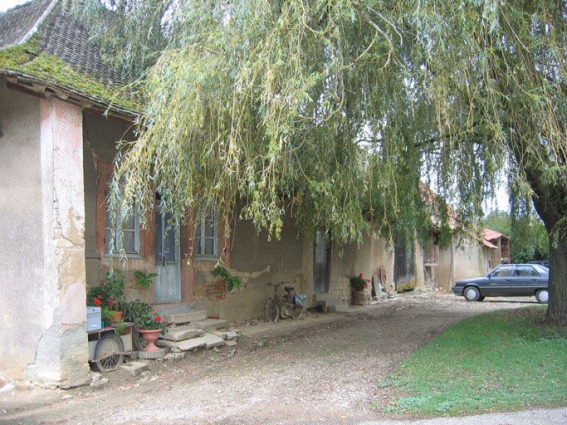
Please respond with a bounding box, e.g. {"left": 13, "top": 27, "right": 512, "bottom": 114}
{"left": 512, "top": 265, "right": 539, "bottom": 296}
{"left": 485, "top": 265, "right": 514, "bottom": 296}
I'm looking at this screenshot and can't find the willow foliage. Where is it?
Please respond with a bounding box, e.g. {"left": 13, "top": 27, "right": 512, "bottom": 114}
{"left": 77, "top": 0, "right": 566, "bottom": 249}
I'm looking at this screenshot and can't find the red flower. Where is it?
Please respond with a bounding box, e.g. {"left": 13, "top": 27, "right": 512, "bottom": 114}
{"left": 155, "top": 316, "right": 162, "bottom": 322}
{"left": 366, "top": 279, "right": 370, "bottom": 283}
{"left": 358, "top": 273, "right": 363, "bottom": 278}
{"left": 108, "top": 301, "right": 114, "bottom": 307}
{"left": 93, "top": 298, "right": 102, "bottom": 306}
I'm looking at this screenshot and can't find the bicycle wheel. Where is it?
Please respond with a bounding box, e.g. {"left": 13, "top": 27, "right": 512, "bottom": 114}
{"left": 265, "top": 298, "right": 279, "bottom": 323}
{"left": 291, "top": 304, "right": 303, "bottom": 320}
{"left": 95, "top": 333, "right": 124, "bottom": 372}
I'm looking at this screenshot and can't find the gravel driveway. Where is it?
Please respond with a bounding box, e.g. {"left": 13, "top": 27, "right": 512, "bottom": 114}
{"left": 1, "top": 293, "right": 561, "bottom": 424}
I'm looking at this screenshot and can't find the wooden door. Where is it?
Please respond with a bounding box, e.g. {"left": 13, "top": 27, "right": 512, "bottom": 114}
{"left": 154, "top": 209, "right": 181, "bottom": 303}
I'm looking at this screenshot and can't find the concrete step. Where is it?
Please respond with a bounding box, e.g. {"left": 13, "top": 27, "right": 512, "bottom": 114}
{"left": 160, "top": 325, "right": 203, "bottom": 342}
{"left": 192, "top": 318, "right": 228, "bottom": 331}
{"left": 156, "top": 333, "right": 225, "bottom": 351}
{"left": 161, "top": 309, "right": 208, "bottom": 324}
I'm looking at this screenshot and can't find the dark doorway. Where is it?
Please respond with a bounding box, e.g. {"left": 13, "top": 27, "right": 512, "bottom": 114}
{"left": 314, "top": 230, "right": 331, "bottom": 294}
{"left": 394, "top": 233, "right": 415, "bottom": 290}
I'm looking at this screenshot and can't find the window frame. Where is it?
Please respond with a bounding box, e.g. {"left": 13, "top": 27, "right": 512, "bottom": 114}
{"left": 103, "top": 179, "right": 141, "bottom": 257}
{"left": 194, "top": 211, "right": 219, "bottom": 259}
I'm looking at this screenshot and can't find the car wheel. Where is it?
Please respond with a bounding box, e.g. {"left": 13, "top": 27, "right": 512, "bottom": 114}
{"left": 464, "top": 286, "right": 480, "bottom": 302}
{"left": 535, "top": 289, "right": 549, "bottom": 304}
{"left": 478, "top": 296, "right": 485, "bottom": 302}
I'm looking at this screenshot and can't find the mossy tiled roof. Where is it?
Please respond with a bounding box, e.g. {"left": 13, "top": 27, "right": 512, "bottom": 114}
{"left": 0, "top": 0, "right": 140, "bottom": 116}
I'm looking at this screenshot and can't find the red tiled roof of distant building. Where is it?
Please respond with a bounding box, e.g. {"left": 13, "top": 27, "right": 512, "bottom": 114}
{"left": 483, "top": 228, "right": 509, "bottom": 241}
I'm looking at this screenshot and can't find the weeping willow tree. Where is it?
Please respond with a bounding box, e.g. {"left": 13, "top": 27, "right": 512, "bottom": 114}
{"left": 77, "top": 0, "right": 566, "bottom": 325}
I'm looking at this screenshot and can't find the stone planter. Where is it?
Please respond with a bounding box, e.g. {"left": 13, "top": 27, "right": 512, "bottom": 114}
{"left": 351, "top": 289, "right": 368, "bottom": 306}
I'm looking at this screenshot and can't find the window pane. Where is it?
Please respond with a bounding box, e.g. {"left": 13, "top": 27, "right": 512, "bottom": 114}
{"left": 205, "top": 219, "right": 215, "bottom": 237}
{"left": 155, "top": 211, "right": 163, "bottom": 260}
{"left": 205, "top": 238, "right": 214, "bottom": 255}
{"left": 493, "top": 267, "right": 513, "bottom": 277}
{"left": 164, "top": 229, "right": 176, "bottom": 261}
{"left": 105, "top": 228, "right": 112, "bottom": 252}
{"left": 123, "top": 231, "right": 136, "bottom": 253}
{"left": 123, "top": 214, "right": 135, "bottom": 230}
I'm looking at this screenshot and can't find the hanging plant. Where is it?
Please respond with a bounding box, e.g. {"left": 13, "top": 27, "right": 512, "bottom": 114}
{"left": 212, "top": 265, "right": 241, "bottom": 292}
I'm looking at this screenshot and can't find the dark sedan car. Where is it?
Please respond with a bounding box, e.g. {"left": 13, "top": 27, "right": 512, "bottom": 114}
{"left": 452, "top": 264, "right": 549, "bottom": 304}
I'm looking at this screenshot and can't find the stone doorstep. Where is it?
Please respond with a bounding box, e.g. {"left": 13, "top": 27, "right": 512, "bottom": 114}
{"left": 192, "top": 318, "right": 228, "bottom": 331}
{"left": 161, "top": 309, "right": 208, "bottom": 324}
{"left": 156, "top": 333, "right": 225, "bottom": 351}
{"left": 160, "top": 326, "right": 203, "bottom": 342}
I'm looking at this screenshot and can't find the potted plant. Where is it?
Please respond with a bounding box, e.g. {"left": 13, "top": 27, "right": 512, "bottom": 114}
{"left": 134, "top": 270, "right": 158, "bottom": 290}
{"left": 350, "top": 272, "right": 370, "bottom": 306}
{"left": 350, "top": 273, "right": 370, "bottom": 291}
{"left": 137, "top": 314, "right": 167, "bottom": 352}
{"left": 87, "top": 270, "right": 126, "bottom": 323}
{"left": 118, "top": 300, "right": 152, "bottom": 323}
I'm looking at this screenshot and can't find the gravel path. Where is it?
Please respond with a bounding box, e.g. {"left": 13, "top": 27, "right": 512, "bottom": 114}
{"left": 1, "top": 293, "right": 559, "bottom": 424}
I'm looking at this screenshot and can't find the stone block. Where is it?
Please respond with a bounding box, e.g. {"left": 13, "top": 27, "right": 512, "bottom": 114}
{"left": 156, "top": 337, "right": 206, "bottom": 351}
{"left": 137, "top": 349, "right": 166, "bottom": 360}
{"left": 193, "top": 318, "right": 228, "bottom": 331}
{"left": 201, "top": 333, "right": 226, "bottom": 348}
{"left": 120, "top": 361, "right": 149, "bottom": 377}
{"left": 160, "top": 326, "right": 203, "bottom": 342}
{"left": 225, "top": 340, "right": 237, "bottom": 347}
{"left": 161, "top": 310, "right": 207, "bottom": 324}
{"left": 224, "top": 331, "right": 239, "bottom": 340}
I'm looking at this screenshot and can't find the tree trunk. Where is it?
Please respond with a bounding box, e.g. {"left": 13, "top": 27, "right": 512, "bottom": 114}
{"left": 546, "top": 229, "right": 567, "bottom": 326}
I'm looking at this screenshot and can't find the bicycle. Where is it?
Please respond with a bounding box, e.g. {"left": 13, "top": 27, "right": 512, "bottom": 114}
{"left": 265, "top": 281, "right": 303, "bottom": 322}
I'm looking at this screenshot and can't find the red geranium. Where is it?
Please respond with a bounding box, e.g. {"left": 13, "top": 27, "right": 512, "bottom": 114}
{"left": 108, "top": 300, "right": 114, "bottom": 307}
{"left": 93, "top": 298, "right": 102, "bottom": 306}
{"left": 358, "top": 273, "right": 363, "bottom": 278}
{"left": 155, "top": 316, "right": 162, "bottom": 322}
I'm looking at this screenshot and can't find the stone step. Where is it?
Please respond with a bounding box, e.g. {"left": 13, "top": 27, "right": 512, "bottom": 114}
{"left": 160, "top": 326, "right": 203, "bottom": 342}
{"left": 192, "top": 318, "right": 228, "bottom": 331}
{"left": 156, "top": 333, "right": 225, "bottom": 351}
{"left": 161, "top": 309, "right": 208, "bottom": 324}
{"left": 211, "top": 330, "right": 240, "bottom": 341}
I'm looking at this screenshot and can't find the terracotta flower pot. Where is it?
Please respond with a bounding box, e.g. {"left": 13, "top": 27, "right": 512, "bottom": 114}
{"left": 138, "top": 329, "right": 162, "bottom": 352}
{"left": 110, "top": 311, "right": 123, "bottom": 323}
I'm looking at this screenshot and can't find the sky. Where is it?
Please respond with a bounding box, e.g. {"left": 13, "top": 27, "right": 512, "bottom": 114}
{"left": 0, "top": 0, "right": 28, "bottom": 13}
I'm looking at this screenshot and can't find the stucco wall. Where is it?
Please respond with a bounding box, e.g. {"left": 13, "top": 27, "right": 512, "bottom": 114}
{"left": 0, "top": 80, "right": 90, "bottom": 387}
{"left": 0, "top": 80, "right": 45, "bottom": 381}
{"left": 194, "top": 213, "right": 309, "bottom": 320}
{"left": 452, "top": 237, "right": 484, "bottom": 282}
{"left": 328, "top": 232, "right": 396, "bottom": 304}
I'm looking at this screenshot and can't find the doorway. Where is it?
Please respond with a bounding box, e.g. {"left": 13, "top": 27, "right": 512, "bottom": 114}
{"left": 154, "top": 209, "right": 181, "bottom": 303}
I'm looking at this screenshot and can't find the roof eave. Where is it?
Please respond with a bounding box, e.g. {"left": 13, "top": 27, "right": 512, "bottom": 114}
{"left": 1, "top": 69, "right": 140, "bottom": 121}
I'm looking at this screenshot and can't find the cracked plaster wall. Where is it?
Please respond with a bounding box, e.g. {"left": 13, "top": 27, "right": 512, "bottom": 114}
{"left": 0, "top": 79, "right": 89, "bottom": 387}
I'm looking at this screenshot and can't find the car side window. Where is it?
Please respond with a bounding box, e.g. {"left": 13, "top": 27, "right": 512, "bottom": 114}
{"left": 514, "top": 266, "right": 537, "bottom": 277}
{"left": 492, "top": 266, "right": 514, "bottom": 277}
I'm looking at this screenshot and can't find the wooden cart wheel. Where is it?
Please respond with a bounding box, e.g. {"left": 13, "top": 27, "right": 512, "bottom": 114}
{"left": 95, "top": 332, "right": 124, "bottom": 372}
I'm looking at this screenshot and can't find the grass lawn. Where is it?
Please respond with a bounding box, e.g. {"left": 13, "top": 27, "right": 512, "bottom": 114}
{"left": 383, "top": 307, "right": 567, "bottom": 416}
